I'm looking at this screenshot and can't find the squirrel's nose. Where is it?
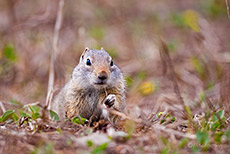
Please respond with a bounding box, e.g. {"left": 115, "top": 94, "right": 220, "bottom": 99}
{"left": 98, "top": 71, "right": 108, "bottom": 81}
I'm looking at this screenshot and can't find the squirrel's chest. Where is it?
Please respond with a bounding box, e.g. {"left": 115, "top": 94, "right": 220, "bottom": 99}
{"left": 66, "top": 89, "right": 106, "bottom": 119}
{"left": 69, "top": 89, "right": 105, "bottom": 109}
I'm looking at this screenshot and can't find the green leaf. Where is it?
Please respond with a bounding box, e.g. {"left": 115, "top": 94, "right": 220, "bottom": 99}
{"left": 32, "top": 105, "right": 40, "bottom": 113}
{"left": 28, "top": 105, "right": 35, "bottom": 115}
{"left": 20, "top": 112, "right": 30, "bottom": 118}
{"left": 179, "top": 138, "right": 188, "bottom": 148}
{"left": 32, "top": 112, "right": 41, "bottom": 120}
{"left": 3, "top": 44, "right": 17, "bottom": 62}
{"left": 87, "top": 140, "right": 94, "bottom": 147}
{"left": 12, "top": 113, "right": 19, "bottom": 121}
{"left": 191, "top": 145, "right": 199, "bottom": 153}
{"left": 92, "top": 143, "right": 108, "bottom": 154}
{"left": 161, "top": 148, "right": 169, "bottom": 154}
{"left": 225, "top": 130, "right": 230, "bottom": 140}
{"left": 196, "top": 131, "right": 209, "bottom": 146}
{"left": 49, "top": 110, "right": 59, "bottom": 121}
{"left": 72, "top": 116, "right": 87, "bottom": 124}
{"left": 211, "top": 121, "right": 220, "bottom": 131}
{"left": 1, "top": 110, "right": 15, "bottom": 122}
{"left": 160, "top": 119, "right": 166, "bottom": 124}
{"left": 171, "top": 117, "right": 176, "bottom": 122}
{"left": 57, "top": 128, "right": 62, "bottom": 133}
{"left": 165, "top": 113, "right": 171, "bottom": 118}
{"left": 214, "top": 132, "right": 224, "bottom": 143}
{"left": 217, "top": 110, "right": 224, "bottom": 119}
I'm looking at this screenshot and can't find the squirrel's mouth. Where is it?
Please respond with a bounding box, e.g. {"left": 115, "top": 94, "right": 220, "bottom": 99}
{"left": 94, "top": 82, "right": 106, "bottom": 85}
{"left": 94, "top": 80, "right": 107, "bottom": 86}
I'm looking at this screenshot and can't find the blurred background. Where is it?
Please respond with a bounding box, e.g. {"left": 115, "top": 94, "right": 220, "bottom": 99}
{"left": 0, "top": 0, "right": 229, "bottom": 115}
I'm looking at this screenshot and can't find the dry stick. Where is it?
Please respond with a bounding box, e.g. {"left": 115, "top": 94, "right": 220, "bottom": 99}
{"left": 152, "top": 124, "right": 196, "bottom": 139}
{"left": 100, "top": 106, "right": 146, "bottom": 124}
{"left": 0, "top": 101, "right": 6, "bottom": 113}
{"left": 43, "top": 0, "right": 65, "bottom": 121}
{"left": 225, "top": 0, "right": 230, "bottom": 21}
{"left": 159, "top": 40, "right": 193, "bottom": 126}
{"left": 45, "top": 0, "right": 65, "bottom": 109}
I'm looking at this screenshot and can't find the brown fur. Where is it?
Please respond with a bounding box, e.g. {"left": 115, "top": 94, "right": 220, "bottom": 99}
{"left": 50, "top": 48, "right": 126, "bottom": 121}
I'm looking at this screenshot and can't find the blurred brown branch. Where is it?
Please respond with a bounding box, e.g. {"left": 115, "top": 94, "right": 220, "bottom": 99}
{"left": 0, "top": 101, "right": 6, "bottom": 113}
{"left": 225, "top": 0, "right": 230, "bottom": 21}
{"left": 159, "top": 39, "right": 194, "bottom": 126}
{"left": 46, "top": 0, "right": 65, "bottom": 109}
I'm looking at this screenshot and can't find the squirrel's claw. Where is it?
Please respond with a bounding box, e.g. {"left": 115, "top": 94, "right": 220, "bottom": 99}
{"left": 104, "top": 94, "right": 116, "bottom": 108}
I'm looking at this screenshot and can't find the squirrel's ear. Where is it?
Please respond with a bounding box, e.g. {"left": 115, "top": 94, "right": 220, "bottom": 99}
{"left": 81, "top": 47, "right": 89, "bottom": 59}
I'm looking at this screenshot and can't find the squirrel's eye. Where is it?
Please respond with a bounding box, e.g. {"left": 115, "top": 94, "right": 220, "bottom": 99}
{"left": 86, "top": 59, "right": 91, "bottom": 66}
{"left": 110, "top": 60, "right": 113, "bottom": 66}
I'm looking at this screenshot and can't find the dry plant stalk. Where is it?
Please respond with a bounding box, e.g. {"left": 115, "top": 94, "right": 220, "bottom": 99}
{"left": 225, "top": 0, "right": 230, "bottom": 20}
{"left": 152, "top": 124, "right": 196, "bottom": 139}
{"left": 159, "top": 40, "right": 185, "bottom": 109}
{"left": 46, "top": 0, "right": 65, "bottom": 108}
{"left": 159, "top": 39, "right": 193, "bottom": 124}
{"left": 43, "top": 0, "right": 65, "bottom": 120}
{"left": 220, "top": 63, "right": 230, "bottom": 112}
{"left": 0, "top": 101, "right": 6, "bottom": 113}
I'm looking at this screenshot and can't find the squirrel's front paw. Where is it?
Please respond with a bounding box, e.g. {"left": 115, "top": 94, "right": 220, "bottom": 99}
{"left": 104, "top": 94, "right": 116, "bottom": 108}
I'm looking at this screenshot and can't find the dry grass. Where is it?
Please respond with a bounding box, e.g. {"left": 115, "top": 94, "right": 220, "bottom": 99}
{"left": 0, "top": 0, "right": 230, "bottom": 153}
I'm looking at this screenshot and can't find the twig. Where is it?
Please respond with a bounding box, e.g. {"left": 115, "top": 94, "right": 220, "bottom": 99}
{"left": 46, "top": 0, "right": 65, "bottom": 108}
{"left": 0, "top": 101, "right": 6, "bottom": 113}
{"left": 159, "top": 40, "right": 185, "bottom": 110}
{"left": 23, "top": 102, "right": 40, "bottom": 109}
{"left": 159, "top": 39, "right": 194, "bottom": 125}
{"left": 225, "top": 0, "right": 230, "bottom": 21}
{"left": 100, "top": 106, "right": 147, "bottom": 124}
{"left": 152, "top": 124, "right": 196, "bottom": 139}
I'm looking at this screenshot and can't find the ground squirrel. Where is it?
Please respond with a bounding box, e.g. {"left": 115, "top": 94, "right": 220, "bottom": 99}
{"left": 51, "top": 47, "right": 126, "bottom": 122}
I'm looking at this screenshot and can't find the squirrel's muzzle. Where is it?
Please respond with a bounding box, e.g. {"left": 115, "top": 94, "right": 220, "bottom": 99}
{"left": 98, "top": 71, "right": 108, "bottom": 83}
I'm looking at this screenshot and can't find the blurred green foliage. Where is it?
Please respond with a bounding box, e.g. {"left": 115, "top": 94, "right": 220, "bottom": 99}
{"left": 196, "top": 131, "right": 209, "bottom": 148}
{"left": 72, "top": 115, "right": 87, "bottom": 125}
{"left": 125, "top": 76, "right": 133, "bottom": 88}
{"left": 167, "top": 40, "right": 179, "bottom": 53}
{"left": 31, "top": 142, "right": 55, "bottom": 154}
{"left": 125, "top": 119, "right": 136, "bottom": 138}
{"left": 190, "top": 56, "right": 206, "bottom": 80}
{"left": 3, "top": 44, "right": 17, "bottom": 62}
{"left": 200, "top": 0, "right": 226, "bottom": 18}
{"left": 106, "top": 47, "right": 118, "bottom": 59}
{"left": 49, "top": 110, "right": 59, "bottom": 121}
{"left": 179, "top": 138, "right": 189, "bottom": 149}
{"left": 89, "top": 26, "right": 105, "bottom": 40}
{"left": 129, "top": 20, "right": 145, "bottom": 37}
{"left": 0, "top": 110, "right": 18, "bottom": 122}
{"left": 87, "top": 140, "right": 109, "bottom": 154}
{"left": 183, "top": 10, "right": 200, "bottom": 32}
{"left": 139, "top": 81, "right": 156, "bottom": 96}
{"left": 92, "top": 142, "right": 108, "bottom": 154}
{"left": 170, "top": 13, "right": 186, "bottom": 28}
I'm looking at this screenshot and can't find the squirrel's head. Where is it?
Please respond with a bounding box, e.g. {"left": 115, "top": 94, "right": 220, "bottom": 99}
{"left": 72, "top": 47, "right": 122, "bottom": 89}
